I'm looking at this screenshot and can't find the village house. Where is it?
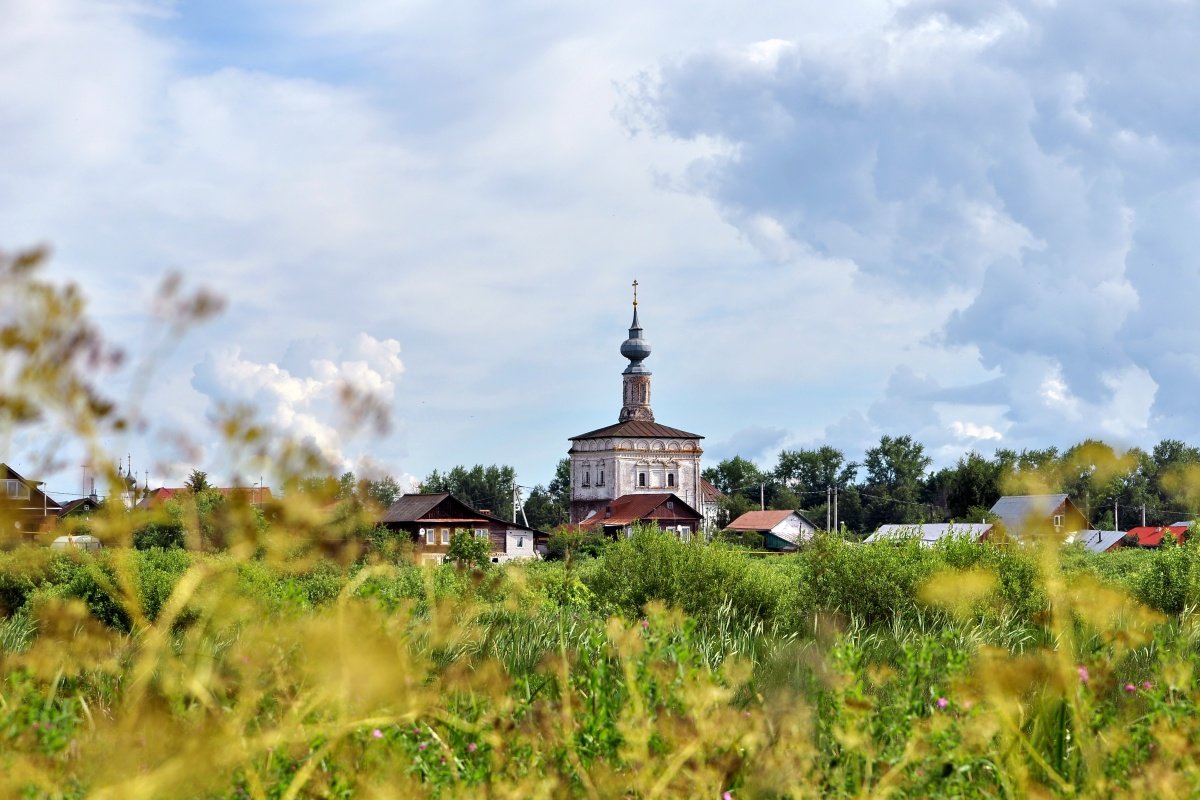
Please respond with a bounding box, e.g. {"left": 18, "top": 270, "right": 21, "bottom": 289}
{"left": 725, "top": 509, "right": 818, "bottom": 551}
{"left": 1, "top": 463, "right": 63, "bottom": 545}
{"left": 989, "top": 494, "right": 1089, "bottom": 538}
{"left": 577, "top": 492, "right": 703, "bottom": 540}
{"left": 379, "top": 492, "right": 542, "bottom": 565}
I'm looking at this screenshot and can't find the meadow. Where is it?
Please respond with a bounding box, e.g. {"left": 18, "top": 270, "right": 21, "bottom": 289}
{"left": 4, "top": 524, "right": 1200, "bottom": 798}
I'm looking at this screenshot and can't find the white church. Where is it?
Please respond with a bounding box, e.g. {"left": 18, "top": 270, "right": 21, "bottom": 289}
{"left": 567, "top": 284, "right": 720, "bottom": 529}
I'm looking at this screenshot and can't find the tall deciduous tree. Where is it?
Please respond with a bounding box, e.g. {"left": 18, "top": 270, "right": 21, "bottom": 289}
{"left": 861, "top": 435, "right": 932, "bottom": 530}
{"left": 421, "top": 464, "right": 517, "bottom": 519}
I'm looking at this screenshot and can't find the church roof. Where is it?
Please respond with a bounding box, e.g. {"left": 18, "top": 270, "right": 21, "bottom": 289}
{"left": 570, "top": 420, "right": 702, "bottom": 440}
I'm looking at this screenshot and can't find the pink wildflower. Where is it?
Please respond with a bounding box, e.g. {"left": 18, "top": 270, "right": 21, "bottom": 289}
{"left": 723, "top": 792, "right": 734, "bottom": 800}
{"left": 371, "top": 729, "right": 384, "bottom": 739}
{"left": 1142, "top": 681, "right": 1154, "bottom": 690}
{"left": 936, "top": 697, "right": 948, "bottom": 710}
{"left": 1077, "top": 665, "right": 1089, "bottom": 684}
{"left": 641, "top": 619, "right": 649, "bottom": 630}
{"left": 418, "top": 743, "right": 427, "bottom": 751}
{"left": 468, "top": 742, "right": 478, "bottom": 753}
{"left": 1124, "top": 683, "right": 1137, "bottom": 693}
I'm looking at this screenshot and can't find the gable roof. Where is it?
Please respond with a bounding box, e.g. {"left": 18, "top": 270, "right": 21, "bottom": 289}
{"left": 59, "top": 497, "right": 102, "bottom": 516}
{"left": 700, "top": 477, "right": 724, "bottom": 503}
{"left": 726, "top": 510, "right": 796, "bottom": 532}
{"left": 570, "top": 420, "right": 702, "bottom": 441}
{"left": 989, "top": 494, "right": 1074, "bottom": 532}
{"left": 1, "top": 463, "right": 63, "bottom": 512}
{"left": 582, "top": 492, "right": 702, "bottom": 527}
{"left": 379, "top": 493, "right": 457, "bottom": 523}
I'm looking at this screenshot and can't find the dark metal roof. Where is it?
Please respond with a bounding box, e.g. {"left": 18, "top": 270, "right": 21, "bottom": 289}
{"left": 379, "top": 493, "right": 452, "bottom": 523}
{"left": 570, "top": 420, "right": 702, "bottom": 440}
{"left": 379, "top": 493, "right": 547, "bottom": 534}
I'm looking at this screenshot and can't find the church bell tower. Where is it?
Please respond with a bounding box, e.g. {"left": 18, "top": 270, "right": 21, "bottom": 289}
{"left": 618, "top": 280, "right": 654, "bottom": 423}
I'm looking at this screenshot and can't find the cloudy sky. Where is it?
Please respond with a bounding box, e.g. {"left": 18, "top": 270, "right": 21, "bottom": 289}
{"left": 3, "top": 0, "right": 1198, "bottom": 498}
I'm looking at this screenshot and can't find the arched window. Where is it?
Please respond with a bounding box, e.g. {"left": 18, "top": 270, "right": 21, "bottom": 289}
{"left": 638, "top": 472, "right": 647, "bottom": 487}
{"left": 667, "top": 473, "right": 675, "bottom": 488}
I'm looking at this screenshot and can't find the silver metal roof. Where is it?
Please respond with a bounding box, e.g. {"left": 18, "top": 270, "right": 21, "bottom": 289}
{"left": 865, "top": 523, "right": 993, "bottom": 546}
{"left": 989, "top": 494, "right": 1069, "bottom": 533}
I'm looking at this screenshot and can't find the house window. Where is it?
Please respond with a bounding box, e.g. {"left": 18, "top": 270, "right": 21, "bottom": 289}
{"left": 1052, "top": 514, "right": 1064, "bottom": 530}
{"left": 441, "top": 528, "right": 451, "bottom": 545}
{"left": 422, "top": 554, "right": 442, "bottom": 566}
{"left": 423, "top": 528, "right": 433, "bottom": 545}
{"left": 4, "top": 480, "right": 30, "bottom": 500}
{"left": 638, "top": 472, "right": 646, "bottom": 487}
{"left": 667, "top": 474, "right": 675, "bottom": 488}
{"left": 583, "top": 471, "right": 590, "bottom": 487}
{"left": 475, "top": 528, "right": 488, "bottom": 540}
{"left": 666, "top": 501, "right": 674, "bottom": 510}
{"left": 679, "top": 525, "right": 691, "bottom": 541}
{"left": 517, "top": 536, "right": 525, "bottom": 548}
{"left": 598, "top": 470, "right": 605, "bottom": 486}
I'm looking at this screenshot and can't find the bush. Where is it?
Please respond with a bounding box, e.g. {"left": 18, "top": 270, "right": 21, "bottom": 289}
{"left": 447, "top": 530, "right": 491, "bottom": 568}
{"left": 584, "top": 527, "right": 796, "bottom": 629}
{"left": 543, "top": 527, "right": 607, "bottom": 561}
{"left": 714, "top": 529, "right": 764, "bottom": 549}
{"left": 796, "top": 533, "right": 938, "bottom": 625}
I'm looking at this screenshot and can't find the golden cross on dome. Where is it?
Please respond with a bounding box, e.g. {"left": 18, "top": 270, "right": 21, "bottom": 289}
{"left": 632, "top": 279, "right": 639, "bottom": 307}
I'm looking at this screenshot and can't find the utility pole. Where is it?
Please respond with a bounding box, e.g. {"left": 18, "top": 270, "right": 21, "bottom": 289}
{"left": 834, "top": 486, "right": 839, "bottom": 533}
{"left": 760, "top": 482, "right": 764, "bottom": 511}
{"left": 1142, "top": 504, "right": 1146, "bottom": 527}
{"left": 1114, "top": 499, "right": 1119, "bottom": 532}
{"left": 826, "top": 487, "right": 831, "bottom": 531}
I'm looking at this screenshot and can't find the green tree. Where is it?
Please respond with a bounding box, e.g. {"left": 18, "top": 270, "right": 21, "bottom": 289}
{"left": 446, "top": 529, "right": 491, "bottom": 568}
{"left": 184, "top": 469, "right": 212, "bottom": 493}
{"left": 944, "top": 451, "right": 1003, "bottom": 520}
{"left": 365, "top": 475, "right": 402, "bottom": 508}
{"left": 861, "top": 435, "right": 933, "bottom": 530}
{"left": 421, "top": 464, "right": 517, "bottom": 519}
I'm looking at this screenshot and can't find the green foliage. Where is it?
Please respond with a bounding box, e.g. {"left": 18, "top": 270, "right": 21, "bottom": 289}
{"left": 446, "top": 529, "right": 491, "bottom": 568}
{"left": 584, "top": 526, "right": 797, "bottom": 629}
{"left": 421, "top": 463, "right": 517, "bottom": 519}
{"left": 542, "top": 527, "right": 607, "bottom": 561}
{"left": 714, "top": 528, "right": 764, "bottom": 549}
{"left": 183, "top": 468, "right": 211, "bottom": 493}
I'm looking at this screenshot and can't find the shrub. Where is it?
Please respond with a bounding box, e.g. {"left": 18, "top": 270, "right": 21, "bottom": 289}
{"left": 543, "top": 527, "right": 607, "bottom": 561}
{"left": 584, "top": 527, "right": 796, "bottom": 629}
{"left": 447, "top": 530, "right": 492, "bottom": 568}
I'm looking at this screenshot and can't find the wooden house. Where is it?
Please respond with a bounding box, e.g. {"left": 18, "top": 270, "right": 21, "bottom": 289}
{"left": 379, "top": 493, "right": 542, "bottom": 565}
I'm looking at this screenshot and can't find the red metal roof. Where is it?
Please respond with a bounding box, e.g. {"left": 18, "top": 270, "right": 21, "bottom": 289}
{"left": 581, "top": 492, "right": 702, "bottom": 528}
{"left": 1125, "top": 525, "right": 1188, "bottom": 548}
{"left": 726, "top": 510, "right": 795, "bottom": 531}
{"left": 570, "top": 420, "right": 702, "bottom": 440}
{"left": 700, "top": 477, "right": 724, "bottom": 502}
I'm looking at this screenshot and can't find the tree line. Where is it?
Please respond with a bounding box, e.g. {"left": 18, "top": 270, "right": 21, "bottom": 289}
{"left": 389, "top": 437, "right": 1200, "bottom": 537}
{"left": 703, "top": 436, "right": 1200, "bottom": 534}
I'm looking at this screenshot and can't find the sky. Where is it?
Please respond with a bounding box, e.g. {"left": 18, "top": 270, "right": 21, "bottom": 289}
{"left": 3, "top": 0, "right": 1199, "bottom": 501}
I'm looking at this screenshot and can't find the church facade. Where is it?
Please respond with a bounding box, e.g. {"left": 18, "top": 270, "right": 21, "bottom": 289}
{"left": 568, "top": 286, "right": 715, "bottom": 527}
